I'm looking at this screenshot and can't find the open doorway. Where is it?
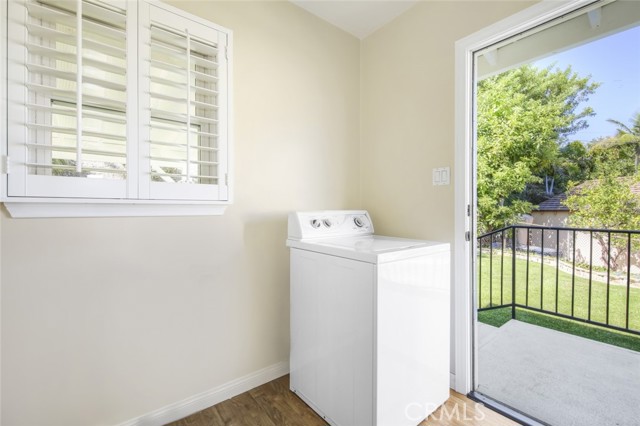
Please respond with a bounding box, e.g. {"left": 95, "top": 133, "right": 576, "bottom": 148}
{"left": 470, "top": 1, "right": 640, "bottom": 425}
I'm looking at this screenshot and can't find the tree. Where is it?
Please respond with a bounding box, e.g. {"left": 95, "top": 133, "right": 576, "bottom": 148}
{"left": 522, "top": 141, "right": 595, "bottom": 205}
{"left": 587, "top": 140, "right": 636, "bottom": 179}
{"left": 477, "top": 64, "right": 599, "bottom": 232}
{"left": 556, "top": 141, "right": 594, "bottom": 188}
{"left": 592, "top": 113, "right": 640, "bottom": 169}
{"left": 564, "top": 169, "right": 640, "bottom": 270}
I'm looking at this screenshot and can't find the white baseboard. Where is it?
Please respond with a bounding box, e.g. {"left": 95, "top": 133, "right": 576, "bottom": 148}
{"left": 450, "top": 372, "right": 456, "bottom": 389}
{"left": 117, "top": 361, "right": 290, "bottom": 426}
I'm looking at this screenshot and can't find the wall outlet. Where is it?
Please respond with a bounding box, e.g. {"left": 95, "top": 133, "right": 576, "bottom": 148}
{"left": 433, "top": 167, "right": 450, "bottom": 186}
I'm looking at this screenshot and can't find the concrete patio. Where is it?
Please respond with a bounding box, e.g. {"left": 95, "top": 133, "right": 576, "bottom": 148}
{"left": 477, "top": 320, "right": 640, "bottom": 426}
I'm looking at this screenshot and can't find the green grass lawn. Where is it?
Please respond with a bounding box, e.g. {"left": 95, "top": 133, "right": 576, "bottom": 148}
{"left": 479, "top": 307, "right": 640, "bottom": 352}
{"left": 477, "top": 252, "right": 640, "bottom": 351}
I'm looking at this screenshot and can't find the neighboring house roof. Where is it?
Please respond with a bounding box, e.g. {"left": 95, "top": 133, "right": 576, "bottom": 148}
{"left": 536, "top": 193, "right": 569, "bottom": 212}
{"left": 534, "top": 179, "right": 640, "bottom": 212}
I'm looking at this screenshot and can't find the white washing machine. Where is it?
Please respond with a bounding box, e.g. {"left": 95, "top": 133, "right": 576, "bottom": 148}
{"left": 286, "top": 210, "right": 450, "bottom": 426}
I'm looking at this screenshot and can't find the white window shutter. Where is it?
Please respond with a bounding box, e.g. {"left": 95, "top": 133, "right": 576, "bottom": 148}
{"left": 139, "top": 2, "right": 229, "bottom": 201}
{"left": 7, "top": 0, "right": 135, "bottom": 198}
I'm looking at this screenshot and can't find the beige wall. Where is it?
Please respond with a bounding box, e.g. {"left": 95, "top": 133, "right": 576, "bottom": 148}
{"left": 1, "top": 2, "right": 360, "bottom": 425}
{"left": 532, "top": 211, "right": 569, "bottom": 228}
{"left": 360, "top": 0, "right": 533, "bottom": 240}
{"left": 531, "top": 211, "right": 569, "bottom": 250}
{"left": 360, "top": 0, "right": 534, "bottom": 372}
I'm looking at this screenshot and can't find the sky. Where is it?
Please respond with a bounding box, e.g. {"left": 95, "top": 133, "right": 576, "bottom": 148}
{"left": 534, "top": 25, "right": 640, "bottom": 143}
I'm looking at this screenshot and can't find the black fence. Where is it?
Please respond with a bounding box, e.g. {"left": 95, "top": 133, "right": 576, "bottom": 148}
{"left": 477, "top": 225, "right": 640, "bottom": 336}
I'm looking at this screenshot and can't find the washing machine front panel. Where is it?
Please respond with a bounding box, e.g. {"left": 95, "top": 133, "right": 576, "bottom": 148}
{"left": 290, "top": 248, "right": 375, "bottom": 426}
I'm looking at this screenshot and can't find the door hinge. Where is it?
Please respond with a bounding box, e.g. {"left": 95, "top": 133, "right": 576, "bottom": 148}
{"left": 225, "top": 45, "right": 228, "bottom": 60}
{"left": 1, "top": 156, "right": 9, "bottom": 174}
{"left": 465, "top": 231, "right": 471, "bottom": 242}
{"left": 467, "top": 204, "right": 471, "bottom": 217}
{"left": 224, "top": 173, "right": 228, "bottom": 186}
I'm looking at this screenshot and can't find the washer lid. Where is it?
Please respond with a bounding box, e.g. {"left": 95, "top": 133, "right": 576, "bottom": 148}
{"left": 287, "top": 235, "right": 449, "bottom": 264}
{"left": 312, "top": 235, "right": 426, "bottom": 252}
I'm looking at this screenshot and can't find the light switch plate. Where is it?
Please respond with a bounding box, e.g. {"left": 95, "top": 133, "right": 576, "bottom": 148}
{"left": 432, "top": 167, "right": 450, "bottom": 186}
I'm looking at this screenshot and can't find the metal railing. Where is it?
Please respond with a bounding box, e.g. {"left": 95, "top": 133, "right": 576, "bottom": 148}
{"left": 477, "top": 225, "right": 640, "bottom": 336}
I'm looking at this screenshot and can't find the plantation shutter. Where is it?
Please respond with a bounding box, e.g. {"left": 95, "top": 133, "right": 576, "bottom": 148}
{"left": 139, "top": 4, "right": 229, "bottom": 201}
{"left": 7, "top": 0, "right": 136, "bottom": 198}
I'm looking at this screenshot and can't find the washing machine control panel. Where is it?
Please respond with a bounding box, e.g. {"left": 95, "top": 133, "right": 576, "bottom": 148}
{"left": 288, "top": 210, "right": 373, "bottom": 240}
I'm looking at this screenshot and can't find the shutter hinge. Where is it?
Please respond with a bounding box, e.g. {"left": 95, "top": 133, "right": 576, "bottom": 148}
{"left": 465, "top": 231, "right": 471, "bottom": 242}
{"left": 1, "top": 156, "right": 9, "bottom": 174}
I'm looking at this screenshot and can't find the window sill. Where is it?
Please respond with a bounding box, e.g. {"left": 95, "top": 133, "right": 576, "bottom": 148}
{"left": 2, "top": 198, "right": 229, "bottom": 218}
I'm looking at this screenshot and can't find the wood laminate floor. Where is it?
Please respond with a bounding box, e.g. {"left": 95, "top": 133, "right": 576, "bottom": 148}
{"left": 167, "top": 375, "right": 519, "bottom": 426}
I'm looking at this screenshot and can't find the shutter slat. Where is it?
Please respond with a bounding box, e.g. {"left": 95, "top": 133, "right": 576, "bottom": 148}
{"left": 26, "top": 143, "right": 127, "bottom": 158}
{"left": 26, "top": 43, "right": 76, "bottom": 63}
{"left": 26, "top": 123, "right": 126, "bottom": 141}
{"left": 193, "top": 130, "right": 218, "bottom": 138}
{"left": 26, "top": 63, "right": 76, "bottom": 83}
{"left": 83, "top": 75, "right": 126, "bottom": 92}
{"left": 151, "top": 157, "right": 218, "bottom": 167}
{"left": 27, "top": 23, "right": 126, "bottom": 57}
{"left": 148, "top": 140, "right": 219, "bottom": 151}
{"left": 26, "top": 104, "right": 126, "bottom": 124}
{"left": 83, "top": 39, "right": 127, "bottom": 60}
{"left": 27, "top": 2, "right": 126, "bottom": 42}
{"left": 149, "top": 58, "right": 186, "bottom": 74}
{"left": 26, "top": 163, "right": 127, "bottom": 174}
{"left": 83, "top": 56, "right": 126, "bottom": 75}
{"left": 26, "top": 83, "right": 127, "bottom": 110}
{"left": 26, "top": 2, "right": 75, "bottom": 25}
{"left": 190, "top": 38, "right": 218, "bottom": 56}
{"left": 81, "top": 1, "right": 127, "bottom": 25}
{"left": 150, "top": 155, "right": 187, "bottom": 163}
{"left": 26, "top": 83, "right": 77, "bottom": 100}
{"left": 150, "top": 75, "right": 187, "bottom": 89}
{"left": 191, "top": 100, "right": 218, "bottom": 110}
{"left": 85, "top": 24, "right": 124, "bottom": 42}
{"left": 151, "top": 171, "right": 218, "bottom": 180}
{"left": 150, "top": 25, "right": 188, "bottom": 50}
{"left": 190, "top": 160, "right": 218, "bottom": 166}
{"left": 192, "top": 85, "right": 218, "bottom": 96}
{"left": 190, "top": 55, "right": 218, "bottom": 69}
{"left": 82, "top": 18, "right": 126, "bottom": 43}
{"left": 38, "top": 0, "right": 127, "bottom": 24}
{"left": 26, "top": 23, "right": 75, "bottom": 44}
{"left": 192, "top": 70, "right": 218, "bottom": 83}
{"left": 150, "top": 110, "right": 189, "bottom": 123}
{"left": 27, "top": 63, "right": 126, "bottom": 91}
{"left": 152, "top": 41, "right": 187, "bottom": 58}
{"left": 26, "top": 42, "right": 126, "bottom": 73}
{"left": 191, "top": 115, "right": 218, "bottom": 125}
{"left": 150, "top": 122, "right": 186, "bottom": 132}
{"left": 149, "top": 91, "right": 187, "bottom": 104}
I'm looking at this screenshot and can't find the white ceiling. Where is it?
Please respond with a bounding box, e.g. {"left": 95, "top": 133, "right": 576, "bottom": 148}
{"left": 290, "top": 1, "right": 419, "bottom": 39}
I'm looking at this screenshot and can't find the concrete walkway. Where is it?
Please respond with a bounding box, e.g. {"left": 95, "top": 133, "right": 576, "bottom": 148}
{"left": 477, "top": 320, "right": 640, "bottom": 426}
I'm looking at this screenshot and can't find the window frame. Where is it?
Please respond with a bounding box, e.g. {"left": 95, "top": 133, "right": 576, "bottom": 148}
{"left": 0, "top": 0, "right": 233, "bottom": 218}
{"left": 140, "top": 2, "right": 229, "bottom": 202}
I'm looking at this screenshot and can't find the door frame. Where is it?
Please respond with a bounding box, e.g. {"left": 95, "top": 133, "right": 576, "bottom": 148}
{"left": 452, "top": 0, "right": 601, "bottom": 394}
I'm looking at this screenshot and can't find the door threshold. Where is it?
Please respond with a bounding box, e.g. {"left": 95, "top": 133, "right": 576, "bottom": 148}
{"left": 467, "top": 392, "right": 551, "bottom": 426}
